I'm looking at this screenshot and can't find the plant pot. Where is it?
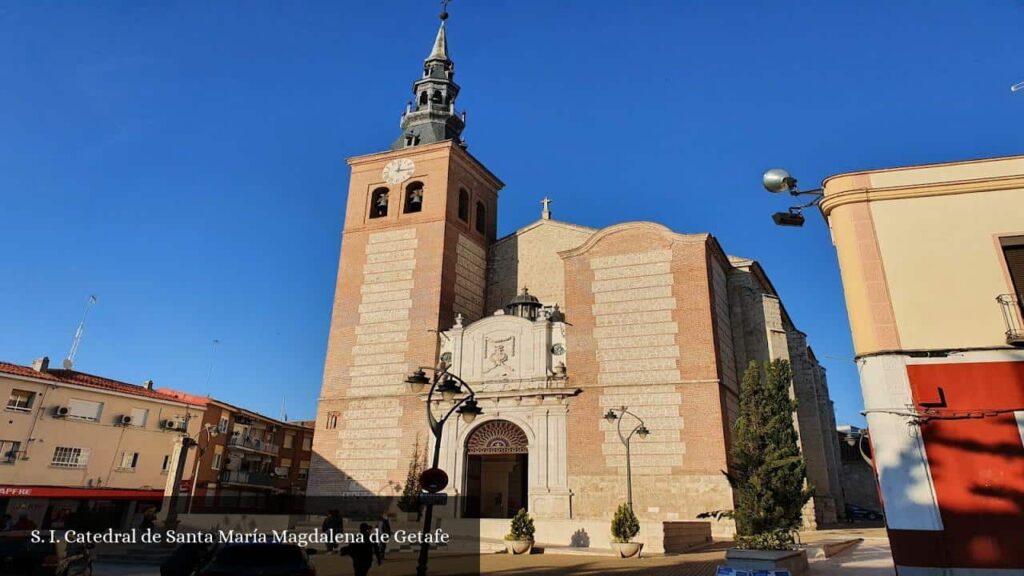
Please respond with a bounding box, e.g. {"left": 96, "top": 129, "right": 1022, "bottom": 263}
{"left": 725, "top": 548, "right": 809, "bottom": 576}
{"left": 611, "top": 541, "right": 643, "bottom": 558}
{"left": 504, "top": 539, "right": 533, "bottom": 555}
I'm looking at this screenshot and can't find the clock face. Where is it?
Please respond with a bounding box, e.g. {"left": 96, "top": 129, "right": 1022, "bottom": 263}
{"left": 382, "top": 158, "right": 415, "bottom": 185}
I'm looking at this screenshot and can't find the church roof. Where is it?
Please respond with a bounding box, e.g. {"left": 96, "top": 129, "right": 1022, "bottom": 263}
{"left": 492, "top": 218, "right": 596, "bottom": 247}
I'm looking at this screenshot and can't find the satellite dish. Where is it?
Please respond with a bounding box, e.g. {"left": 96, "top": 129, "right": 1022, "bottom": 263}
{"left": 1011, "top": 81, "right": 1024, "bottom": 92}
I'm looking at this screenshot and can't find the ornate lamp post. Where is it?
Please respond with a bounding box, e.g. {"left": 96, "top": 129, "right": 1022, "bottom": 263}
{"left": 405, "top": 367, "right": 483, "bottom": 576}
{"left": 602, "top": 406, "right": 650, "bottom": 512}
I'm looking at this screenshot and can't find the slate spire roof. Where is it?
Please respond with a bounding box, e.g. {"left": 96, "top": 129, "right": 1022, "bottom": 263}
{"left": 391, "top": 10, "right": 465, "bottom": 150}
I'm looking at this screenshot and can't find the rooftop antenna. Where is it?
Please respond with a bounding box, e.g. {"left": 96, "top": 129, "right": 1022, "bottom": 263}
{"left": 204, "top": 339, "right": 220, "bottom": 394}
{"left": 280, "top": 397, "right": 288, "bottom": 422}
{"left": 1011, "top": 81, "right": 1024, "bottom": 92}
{"left": 63, "top": 295, "right": 97, "bottom": 370}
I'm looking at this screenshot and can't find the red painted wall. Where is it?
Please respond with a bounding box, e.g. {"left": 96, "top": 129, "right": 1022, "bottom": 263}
{"left": 896, "top": 361, "right": 1024, "bottom": 569}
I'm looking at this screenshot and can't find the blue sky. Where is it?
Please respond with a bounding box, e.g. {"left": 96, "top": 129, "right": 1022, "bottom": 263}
{"left": 1, "top": 1, "right": 1022, "bottom": 425}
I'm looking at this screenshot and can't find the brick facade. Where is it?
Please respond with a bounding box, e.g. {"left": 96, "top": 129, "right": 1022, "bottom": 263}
{"left": 311, "top": 149, "right": 843, "bottom": 530}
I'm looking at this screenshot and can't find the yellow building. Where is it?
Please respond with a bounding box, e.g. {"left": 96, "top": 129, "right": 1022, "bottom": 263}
{"left": 821, "top": 155, "right": 1024, "bottom": 575}
{"left": 0, "top": 357, "right": 205, "bottom": 530}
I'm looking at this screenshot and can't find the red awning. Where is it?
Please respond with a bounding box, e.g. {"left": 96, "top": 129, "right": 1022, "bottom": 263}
{"left": 0, "top": 486, "right": 163, "bottom": 500}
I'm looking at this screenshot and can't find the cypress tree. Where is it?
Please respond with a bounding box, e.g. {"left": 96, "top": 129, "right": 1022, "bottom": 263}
{"left": 728, "top": 359, "right": 814, "bottom": 546}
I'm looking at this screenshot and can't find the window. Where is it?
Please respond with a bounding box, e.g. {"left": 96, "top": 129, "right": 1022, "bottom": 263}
{"left": 458, "top": 189, "right": 469, "bottom": 222}
{"left": 161, "top": 454, "right": 171, "bottom": 473}
{"left": 298, "top": 460, "right": 310, "bottom": 481}
{"left": 326, "top": 412, "right": 338, "bottom": 430}
{"left": 117, "top": 451, "right": 139, "bottom": 471}
{"left": 66, "top": 398, "right": 102, "bottom": 421}
{"left": 302, "top": 435, "right": 312, "bottom": 451}
{"left": 475, "top": 201, "right": 487, "bottom": 235}
{"left": 130, "top": 408, "right": 149, "bottom": 427}
{"left": 1, "top": 440, "right": 21, "bottom": 463}
{"left": 1002, "top": 237, "right": 1024, "bottom": 297}
{"left": 218, "top": 415, "right": 229, "bottom": 434}
{"left": 283, "top": 431, "right": 295, "bottom": 449}
{"left": 278, "top": 457, "right": 292, "bottom": 477}
{"left": 51, "top": 446, "right": 90, "bottom": 468}
{"left": 212, "top": 446, "right": 224, "bottom": 470}
{"left": 369, "top": 187, "right": 389, "bottom": 219}
{"left": 6, "top": 389, "right": 34, "bottom": 412}
{"left": 419, "top": 91, "right": 428, "bottom": 106}
{"left": 404, "top": 182, "right": 424, "bottom": 213}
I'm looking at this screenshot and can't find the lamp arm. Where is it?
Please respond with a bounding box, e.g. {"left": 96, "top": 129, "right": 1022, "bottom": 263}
{"left": 620, "top": 408, "right": 647, "bottom": 429}
{"left": 626, "top": 423, "right": 643, "bottom": 443}
{"left": 417, "top": 366, "right": 478, "bottom": 435}
{"left": 789, "top": 187, "right": 823, "bottom": 198}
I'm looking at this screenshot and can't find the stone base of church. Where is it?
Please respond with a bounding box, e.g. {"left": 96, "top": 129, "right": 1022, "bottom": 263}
{"left": 445, "top": 518, "right": 717, "bottom": 555}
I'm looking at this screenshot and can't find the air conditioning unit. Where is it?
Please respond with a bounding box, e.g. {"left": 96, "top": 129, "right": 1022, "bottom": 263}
{"left": 54, "top": 406, "right": 70, "bottom": 417}
{"left": 273, "top": 466, "right": 289, "bottom": 477}
{"left": 163, "top": 419, "right": 183, "bottom": 430}
{"left": 118, "top": 415, "right": 133, "bottom": 426}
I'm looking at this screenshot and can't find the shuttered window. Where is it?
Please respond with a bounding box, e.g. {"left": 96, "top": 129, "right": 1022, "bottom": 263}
{"left": 67, "top": 398, "right": 102, "bottom": 421}
{"left": 1004, "top": 244, "right": 1024, "bottom": 297}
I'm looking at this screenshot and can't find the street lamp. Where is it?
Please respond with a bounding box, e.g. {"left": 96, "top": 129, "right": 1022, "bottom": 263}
{"left": 602, "top": 406, "right": 651, "bottom": 512}
{"left": 404, "top": 366, "right": 482, "bottom": 576}
{"left": 186, "top": 424, "right": 219, "bottom": 514}
{"left": 762, "top": 168, "right": 824, "bottom": 227}
{"left": 165, "top": 419, "right": 218, "bottom": 528}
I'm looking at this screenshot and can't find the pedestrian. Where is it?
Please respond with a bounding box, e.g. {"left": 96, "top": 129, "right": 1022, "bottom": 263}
{"left": 340, "top": 523, "right": 375, "bottom": 576}
{"left": 374, "top": 513, "right": 393, "bottom": 565}
{"left": 139, "top": 507, "right": 156, "bottom": 531}
{"left": 322, "top": 510, "right": 343, "bottom": 553}
{"left": 12, "top": 514, "right": 36, "bottom": 530}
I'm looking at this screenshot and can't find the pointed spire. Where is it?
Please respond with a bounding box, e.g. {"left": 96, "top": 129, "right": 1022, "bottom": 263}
{"left": 390, "top": 3, "right": 464, "bottom": 150}
{"left": 427, "top": 21, "right": 449, "bottom": 62}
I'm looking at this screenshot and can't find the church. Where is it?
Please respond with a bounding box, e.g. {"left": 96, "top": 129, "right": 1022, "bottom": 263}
{"left": 308, "top": 10, "right": 844, "bottom": 538}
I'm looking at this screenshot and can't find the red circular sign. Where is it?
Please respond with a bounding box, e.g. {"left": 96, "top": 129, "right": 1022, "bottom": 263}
{"left": 419, "top": 468, "right": 449, "bottom": 493}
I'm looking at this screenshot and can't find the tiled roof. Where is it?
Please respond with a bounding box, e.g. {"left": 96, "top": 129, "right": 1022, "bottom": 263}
{"left": 0, "top": 361, "right": 207, "bottom": 406}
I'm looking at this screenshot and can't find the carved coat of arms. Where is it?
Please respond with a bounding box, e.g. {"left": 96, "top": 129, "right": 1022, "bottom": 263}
{"left": 483, "top": 335, "right": 516, "bottom": 378}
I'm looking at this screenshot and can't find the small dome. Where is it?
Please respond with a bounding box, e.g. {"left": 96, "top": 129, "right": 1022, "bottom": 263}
{"left": 508, "top": 287, "right": 540, "bottom": 306}
{"left": 505, "top": 287, "right": 543, "bottom": 320}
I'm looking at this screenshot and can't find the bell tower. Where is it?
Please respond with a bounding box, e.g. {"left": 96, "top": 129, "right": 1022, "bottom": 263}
{"left": 309, "top": 8, "right": 504, "bottom": 497}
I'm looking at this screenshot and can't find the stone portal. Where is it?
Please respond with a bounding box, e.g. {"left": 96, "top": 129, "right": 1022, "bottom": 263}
{"left": 463, "top": 420, "right": 529, "bottom": 519}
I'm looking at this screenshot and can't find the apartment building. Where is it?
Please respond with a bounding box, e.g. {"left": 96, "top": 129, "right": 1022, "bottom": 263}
{"left": 0, "top": 357, "right": 205, "bottom": 530}
{"left": 821, "top": 154, "right": 1024, "bottom": 574}
{"left": 153, "top": 391, "right": 315, "bottom": 512}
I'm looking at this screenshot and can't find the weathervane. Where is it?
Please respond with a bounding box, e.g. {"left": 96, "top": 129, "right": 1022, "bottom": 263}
{"left": 440, "top": 0, "right": 451, "bottom": 21}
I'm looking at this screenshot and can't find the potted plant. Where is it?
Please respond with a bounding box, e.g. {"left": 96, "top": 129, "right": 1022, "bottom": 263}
{"left": 610, "top": 503, "right": 642, "bottom": 558}
{"left": 723, "top": 360, "right": 814, "bottom": 576}
{"left": 504, "top": 508, "right": 535, "bottom": 555}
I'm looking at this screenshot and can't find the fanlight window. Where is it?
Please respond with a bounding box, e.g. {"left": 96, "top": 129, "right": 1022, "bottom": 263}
{"left": 370, "top": 187, "right": 389, "bottom": 219}
{"left": 404, "top": 182, "right": 424, "bottom": 213}
{"left": 466, "top": 420, "right": 528, "bottom": 455}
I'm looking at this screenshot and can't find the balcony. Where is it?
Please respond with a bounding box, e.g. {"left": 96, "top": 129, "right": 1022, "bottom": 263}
{"left": 226, "top": 435, "right": 279, "bottom": 455}
{"left": 220, "top": 470, "right": 277, "bottom": 487}
{"left": 997, "top": 294, "right": 1024, "bottom": 346}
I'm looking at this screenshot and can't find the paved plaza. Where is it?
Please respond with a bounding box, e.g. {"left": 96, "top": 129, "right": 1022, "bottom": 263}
{"left": 94, "top": 527, "right": 895, "bottom": 576}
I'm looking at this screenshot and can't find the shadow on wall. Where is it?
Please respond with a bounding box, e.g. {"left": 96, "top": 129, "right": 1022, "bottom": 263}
{"left": 877, "top": 409, "right": 1024, "bottom": 570}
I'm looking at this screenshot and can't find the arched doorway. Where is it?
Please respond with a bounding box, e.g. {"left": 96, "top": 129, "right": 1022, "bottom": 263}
{"left": 463, "top": 420, "right": 529, "bottom": 519}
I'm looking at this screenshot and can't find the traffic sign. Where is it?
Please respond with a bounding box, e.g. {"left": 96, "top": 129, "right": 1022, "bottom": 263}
{"left": 419, "top": 467, "right": 449, "bottom": 493}
{"left": 418, "top": 493, "right": 448, "bottom": 506}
